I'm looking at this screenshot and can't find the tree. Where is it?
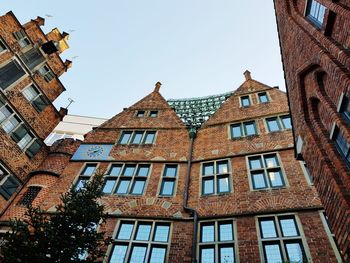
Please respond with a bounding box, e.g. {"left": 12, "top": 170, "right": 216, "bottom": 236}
{"left": 1, "top": 173, "right": 110, "bottom": 263}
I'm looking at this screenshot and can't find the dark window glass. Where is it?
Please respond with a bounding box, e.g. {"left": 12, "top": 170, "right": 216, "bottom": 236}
{"left": 20, "top": 47, "right": 45, "bottom": 70}
{"left": 266, "top": 118, "right": 280, "bottom": 132}
{"left": 231, "top": 124, "right": 242, "bottom": 138}
{"left": 0, "top": 60, "right": 26, "bottom": 90}
{"left": 0, "top": 41, "right": 6, "bottom": 52}
{"left": 240, "top": 96, "right": 250, "bottom": 107}
{"left": 13, "top": 30, "right": 30, "bottom": 48}
{"left": 306, "top": 0, "right": 326, "bottom": 27}
{"left": 135, "top": 223, "right": 152, "bottom": 241}
{"left": 26, "top": 139, "right": 41, "bottom": 158}
{"left": 201, "top": 223, "right": 215, "bottom": 242}
{"left": 334, "top": 127, "right": 350, "bottom": 161}
{"left": 258, "top": 92, "right": 269, "bottom": 103}
{"left": 144, "top": 131, "right": 155, "bottom": 144}
{"left": 117, "top": 222, "right": 134, "bottom": 240}
{"left": 131, "top": 131, "right": 143, "bottom": 144}
{"left": 0, "top": 173, "right": 20, "bottom": 200}
{"left": 18, "top": 186, "right": 41, "bottom": 205}
{"left": 136, "top": 110, "right": 145, "bottom": 117}
{"left": 119, "top": 131, "right": 132, "bottom": 144}
{"left": 154, "top": 224, "right": 170, "bottom": 242}
{"left": 38, "top": 65, "right": 55, "bottom": 82}
{"left": 150, "top": 111, "right": 158, "bottom": 117}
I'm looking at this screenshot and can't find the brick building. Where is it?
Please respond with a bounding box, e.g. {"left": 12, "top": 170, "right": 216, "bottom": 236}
{"left": 0, "top": 12, "right": 70, "bottom": 212}
{"left": 0, "top": 69, "right": 343, "bottom": 262}
{"left": 273, "top": 0, "right": 350, "bottom": 260}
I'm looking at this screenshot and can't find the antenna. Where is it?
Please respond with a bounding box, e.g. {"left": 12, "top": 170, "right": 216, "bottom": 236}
{"left": 66, "top": 98, "right": 75, "bottom": 109}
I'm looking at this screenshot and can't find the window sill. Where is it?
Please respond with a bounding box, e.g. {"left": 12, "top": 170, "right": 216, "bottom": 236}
{"left": 251, "top": 186, "right": 287, "bottom": 192}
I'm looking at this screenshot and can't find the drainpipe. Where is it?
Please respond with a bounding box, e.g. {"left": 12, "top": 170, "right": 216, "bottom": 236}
{"left": 183, "top": 126, "right": 198, "bottom": 263}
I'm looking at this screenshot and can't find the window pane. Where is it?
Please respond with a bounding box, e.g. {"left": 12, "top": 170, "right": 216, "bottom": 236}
{"left": 241, "top": 96, "right": 250, "bottom": 107}
{"left": 109, "top": 244, "right": 128, "bottom": 263}
{"left": 231, "top": 124, "right": 242, "bottom": 138}
{"left": 150, "top": 111, "right": 158, "bottom": 117}
{"left": 201, "top": 224, "right": 215, "bottom": 242}
{"left": 160, "top": 180, "right": 174, "bottom": 196}
{"left": 267, "top": 118, "right": 280, "bottom": 132}
{"left": 279, "top": 218, "right": 298, "bottom": 237}
{"left": 116, "top": 179, "right": 131, "bottom": 194}
{"left": 249, "top": 157, "right": 262, "bottom": 169}
{"left": 2, "top": 116, "right": 20, "bottom": 133}
{"left": 217, "top": 161, "right": 229, "bottom": 174}
{"left": 219, "top": 222, "right": 233, "bottom": 241}
{"left": 150, "top": 246, "right": 166, "bottom": 263}
{"left": 23, "top": 85, "right": 38, "bottom": 101}
{"left": 144, "top": 132, "right": 155, "bottom": 144}
{"left": 0, "top": 60, "right": 26, "bottom": 90}
{"left": 154, "top": 224, "right": 170, "bottom": 242}
{"left": 259, "top": 93, "right": 268, "bottom": 103}
{"left": 203, "top": 163, "right": 214, "bottom": 175}
{"left": 17, "top": 133, "right": 33, "bottom": 150}
{"left": 260, "top": 219, "right": 277, "bottom": 238}
{"left": 131, "top": 132, "right": 143, "bottom": 144}
{"left": 33, "top": 95, "right": 48, "bottom": 112}
{"left": 244, "top": 122, "right": 256, "bottom": 136}
{"left": 135, "top": 223, "right": 152, "bottom": 241}
{"left": 129, "top": 245, "right": 147, "bottom": 263}
{"left": 117, "top": 222, "right": 134, "bottom": 240}
{"left": 264, "top": 155, "right": 279, "bottom": 168}
{"left": 26, "top": 140, "right": 41, "bottom": 157}
{"left": 109, "top": 164, "right": 122, "bottom": 176}
{"left": 102, "top": 179, "right": 116, "bottom": 194}
{"left": 203, "top": 178, "right": 214, "bottom": 195}
{"left": 218, "top": 176, "right": 229, "bottom": 193}
{"left": 285, "top": 242, "right": 304, "bottom": 262}
{"left": 0, "top": 105, "right": 12, "bottom": 123}
{"left": 264, "top": 244, "right": 283, "bottom": 263}
{"left": 220, "top": 246, "right": 235, "bottom": 263}
{"left": 0, "top": 41, "right": 6, "bottom": 52}
{"left": 268, "top": 170, "right": 284, "bottom": 187}
{"left": 136, "top": 110, "right": 145, "bottom": 117}
{"left": 252, "top": 172, "right": 267, "bottom": 189}
{"left": 131, "top": 180, "right": 145, "bottom": 195}
{"left": 122, "top": 165, "right": 136, "bottom": 176}
{"left": 119, "top": 132, "right": 131, "bottom": 144}
{"left": 75, "top": 179, "right": 87, "bottom": 190}
{"left": 137, "top": 165, "right": 150, "bottom": 177}
{"left": 164, "top": 165, "right": 177, "bottom": 177}
{"left": 81, "top": 164, "right": 97, "bottom": 176}
{"left": 200, "top": 247, "right": 215, "bottom": 263}
{"left": 281, "top": 116, "right": 291, "bottom": 129}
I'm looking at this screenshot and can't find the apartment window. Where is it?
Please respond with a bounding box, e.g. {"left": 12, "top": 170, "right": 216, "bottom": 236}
{"left": 198, "top": 220, "right": 237, "bottom": 263}
{"left": 300, "top": 161, "right": 313, "bottom": 185}
{"left": 0, "top": 97, "right": 42, "bottom": 157}
{"left": 240, "top": 96, "right": 251, "bottom": 107}
{"left": 0, "top": 60, "right": 26, "bottom": 90}
{"left": 20, "top": 47, "right": 45, "bottom": 70}
{"left": 159, "top": 164, "right": 178, "bottom": 196}
{"left": 18, "top": 186, "right": 41, "bottom": 206}
{"left": 306, "top": 0, "right": 327, "bottom": 28}
{"left": 202, "top": 160, "right": 231, "bottom": 195}
{"left": 118, "top": 130, "right": 156, "bottom": 145}
{"left": 266, "top": 115, "right": 291, "bottom": 132}
{"left": 75, "top": 164, "right": 98, "bottom": 190}
{"left": 38, "top": 65, "right": 55, "bottom": 82}
{"left": 13, "top": 29, "right": 31, "bottom": 48}
{"left": 136, "top": 110, "right": 145, "bottom": 117}
{"left": 332, "top": 127, "right": 350, "bottom": 165}
{"left": 0, "top": 40, "right": 6, "bottom": 53}
{"left": 0, "top": 164, "right": 20, "bottom": 200}
{"left": 258, "top": 215, "right": 308, "bottom": 263}
{"left": 231, "top": 121, "right": 258, "bottom": 138}
{"left": 248, "top": 153, "right": 285, "bottom": 190}
{"left": 150, "top": 111, "right": 158, "bottom": 117}
{"left": 102, "top": 163, "right": 150, "bottom": 195}
{"left": 108, "top": 220, "right": 171, "bottom": 263}
{"left": 22, "top": 85, "right": 49, "bottom": 112}
{"left": 258, "top": 92, "right": 269, "bottom": 103}
{"left": 340, "top": 97, "right": 350, "bottom": 122}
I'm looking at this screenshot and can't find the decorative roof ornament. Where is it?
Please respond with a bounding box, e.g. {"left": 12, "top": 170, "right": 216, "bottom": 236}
{"left": 167, "top": 91, "right": 233, "bottom": 129}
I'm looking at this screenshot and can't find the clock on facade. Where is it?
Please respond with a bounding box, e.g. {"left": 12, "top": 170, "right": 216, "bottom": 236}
{"left": 71, "top": 144, "right": 114, "bottom": 161}
{"left": 86, "top": 145, "right": 104, "bottom": 158}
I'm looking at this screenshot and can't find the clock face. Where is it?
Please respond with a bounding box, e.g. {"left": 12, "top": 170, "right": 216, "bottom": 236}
{"left": 86, "top": 145, "right": 104, "bottom": 158}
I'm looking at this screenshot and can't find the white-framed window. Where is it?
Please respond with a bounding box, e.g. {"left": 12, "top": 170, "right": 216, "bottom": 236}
{"left": 257, "top": 92, "right": 269, "bottom": 103}
{"left": 198, "top": 219, "right": 238, "bottom": 263}
{"left": 22, "top": 84, "right": 49, "bottom": 112}
{"left": 38, "top": 64, "right": 55, "bottom": 82}
{"left": 13, "top": 29, "right": 31, "bottom": 48}
{"left": 0, "top": 163, "right": 21, "bottom": 200}
{"left": 118, "top": 130, "right": 156, "bottom": 145}
{"left": 102, "top": 163, "right": 150, "bottom": 195}
{"left": 0, "top": 59, "right": 26, "bottom": 90}
{"left": 0, "top": 96, "right": 41, "bottom": 157}
{"left": 159, "top": 164, "right": 178, "bottom": 196}
{"left": 265, "top": 115, "right": 292, "bottom": 132}
{"left": 107, "top": 220, "right": 172, "bottom": 263}
{"left": 230, "top": 120, "right": 258, "bottom": 138}
{"left": 240, "top": 95, "right": 251, "bottom": 107}
{"left": 247, "top": 153, "right": 286, "bottom": 190}
{"left": 257, "top": 214, "right": 311, "bottom": 263}
{"left": 201, "top": 160, "right": 231, "bottom": 196}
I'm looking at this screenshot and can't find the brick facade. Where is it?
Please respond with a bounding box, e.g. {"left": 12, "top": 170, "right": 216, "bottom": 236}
{"left": 274, "top": 0, "right": 350, "bottom": 260}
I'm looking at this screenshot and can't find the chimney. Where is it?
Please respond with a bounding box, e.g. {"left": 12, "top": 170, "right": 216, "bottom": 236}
{"left": 32, "top": 16, "right": 45, "bottom": 26}
{"left": 244, "top": 70, "right": 252, "bottom": 81}
{"left": 154, "top": 82, "right": 162, "bottom": 92}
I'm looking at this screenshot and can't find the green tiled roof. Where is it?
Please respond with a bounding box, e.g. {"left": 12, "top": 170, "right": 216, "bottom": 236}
{"left": 167, "top": 91, "right": 234, "bottom": 128}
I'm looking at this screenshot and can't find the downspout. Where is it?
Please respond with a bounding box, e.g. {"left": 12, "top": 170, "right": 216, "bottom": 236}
{"left": 183, "top": 126, "right": 198, "bottom": 263}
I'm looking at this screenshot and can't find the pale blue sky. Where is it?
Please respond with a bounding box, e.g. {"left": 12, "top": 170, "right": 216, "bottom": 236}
{"left": 1, "top": 1, "right": 284, "bottom": 118}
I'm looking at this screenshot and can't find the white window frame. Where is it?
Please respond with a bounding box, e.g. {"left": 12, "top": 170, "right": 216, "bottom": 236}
{"left": 230, "top": 120, "right": 259, "bottom": 139}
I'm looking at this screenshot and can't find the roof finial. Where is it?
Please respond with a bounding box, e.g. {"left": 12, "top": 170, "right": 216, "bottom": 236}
{"left": 154, "top": 81, "right": 162, "bottom": 92}
{"left": 244, "top": 70, "right": 252, "bottom": 80}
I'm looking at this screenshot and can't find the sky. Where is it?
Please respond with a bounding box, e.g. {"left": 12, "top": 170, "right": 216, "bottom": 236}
{"left": 0, "top": 1, "right": 285, "bottom": 119}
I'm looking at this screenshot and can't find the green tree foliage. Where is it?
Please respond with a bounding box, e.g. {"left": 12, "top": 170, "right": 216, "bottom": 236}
{"left": 1, "top": 174, "right": 109, "bottom": 263}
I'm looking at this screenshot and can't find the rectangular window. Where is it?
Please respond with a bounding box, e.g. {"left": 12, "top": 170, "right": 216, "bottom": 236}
{"left": 22, "top": 85, "right": 49, "bottom": 112}
{"left": 0, "top": 164, "right": 21, "bottom": 200}
{"left": 332, "top": 126, "right": 350, "bottom": 165}
{"left": 340, "top": 97, "right": 350, "bottom": 122}
{"left": 75, "top": 163, "right": 98, "bottom": 190}
{"left": 258, "top": 215, "right": 308, "bottom": 263}
{"left": 198, "top": 220, "right": 237, "bottom": 263}
{"left": 136, "top": 110, "right": 145, "bottom": 117}
{"left": 150, "top": 111, "right": 158, "bottom": 117}
{"left": 266, "top": 115, "right": 292, "bottom": 132}
{"left": 201, "top": 160, "right": 231, "bottom": 195}
{"left": 306, "top": 0, "right": 327, "bottom": 28}
{"left": 38, "top": 65, "right": 55, "bottom": 82}
{"left": 300, "top": 161, "right": 313, "bottom": 185}
{"left": 0, "top": 96, "right": 41, "bottom": 157}
{"left": 18, "top": 186, "right": 41, "bottom": 206}
{"left": 102, "top": 163, "right": 150, "bottom": 195}
{"left": 108, "top": 220, "right": 171, "bottom": 263}
{"left": 118, "top": 130, "right": 156, "bottom": 145}
{"left": 240, "top": 96, "right": 251, "bottom": 107}
{"left": 258, "top": 92, "right": 269, "bottom": 103}
{"left": 13, "top": 29, "right": 31, "bottom": 48}
{"left": 20, "top": 47, "right": 45, "bottom": 71}
{"left": 0, "top": 60, "right": 26, "bottom": 90}
{"left": 159, "top": 164, "right": 178, "bottom": 196}
{"left": 248, "top": 153, "right": 286, "bottom": 190}
{"left": 230, "top": 121, "right": 258, "bottom": 138}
